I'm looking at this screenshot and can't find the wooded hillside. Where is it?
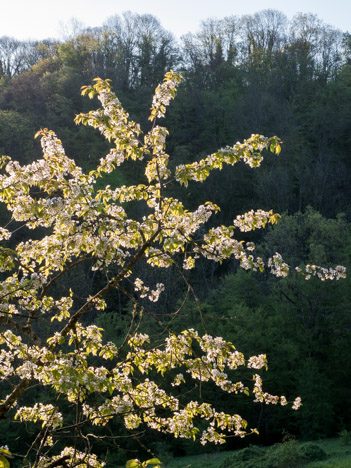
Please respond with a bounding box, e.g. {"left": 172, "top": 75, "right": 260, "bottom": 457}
{"left": 1, "top": 10, "right": 351, "bottom": 466}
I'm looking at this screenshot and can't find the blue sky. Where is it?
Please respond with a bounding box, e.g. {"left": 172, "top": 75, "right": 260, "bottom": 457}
{"left": 0, "top": 0, "right": 350, "bottom": 41}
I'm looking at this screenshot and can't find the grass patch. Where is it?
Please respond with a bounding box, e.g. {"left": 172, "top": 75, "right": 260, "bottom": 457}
{"left": 163, "top": 438, "right": 351, "bottom": 468}
{"left": 307, "top": 456, "right": 351, "bottom": 468}
{"left": 166, "top": 451, "right": 229, "bottom": 468}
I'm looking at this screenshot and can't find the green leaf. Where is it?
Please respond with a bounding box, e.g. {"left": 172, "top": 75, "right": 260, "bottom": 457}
{"left": 145, "top": 459, "right": 162, "bottom": 466}
{"left": 126, "top": 460, "right": 141, "bottom": 468}
{"left": 0, "top": 454, "right": 11, "bottom": 468}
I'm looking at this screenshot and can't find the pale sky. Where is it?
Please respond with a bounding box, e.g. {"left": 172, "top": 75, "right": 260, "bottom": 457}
{"left": 0, "top": 0, "right": 350, "bottom": 41}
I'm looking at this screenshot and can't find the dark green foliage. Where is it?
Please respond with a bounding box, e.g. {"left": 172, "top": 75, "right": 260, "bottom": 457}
{"left": 0, "top": 109, "right": 38, "bottom": 163}
{"left": 296, "top": 360, "right": 335, "bottom": 439}
{"left": 339, "top": 430, "right": 351, "bottom": 446}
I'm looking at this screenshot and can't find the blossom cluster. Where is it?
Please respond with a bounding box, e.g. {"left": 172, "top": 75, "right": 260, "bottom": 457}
{"left": 150, "top": 70, "right": 183, "bottom": 120}
{"left": 38, "top": 447, "right": 105, "bottom": 468}
{"left": 134, "top": 278, "right": 165, "bottom": 302}
{"left": 175, "top": 135, "right": 282, "bottom": 186}
{"left": 15, "top": 403, "right": 63, "bottom": 430}
{"left": 268, "top": 252, "right": 290, "bottom": 277}
{"left": 75, "top": 329, "right": 300, "bottom": 448}
{"left": 234, "top": 209, "right": 275, "bottom": 232}
{"left": 296, "top": 264, "right": 346, "bottom": 281}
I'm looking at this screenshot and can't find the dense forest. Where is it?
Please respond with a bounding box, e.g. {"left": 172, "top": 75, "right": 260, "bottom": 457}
{"left": 1, "top": 9, "right": 351, "bottom": 466}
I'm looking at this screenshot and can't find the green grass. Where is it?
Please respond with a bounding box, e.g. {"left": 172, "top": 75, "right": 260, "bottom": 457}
{"left": 165, "top": 451, "right": 230, "bottom": 468}
{"left": 307, "top": 458, "right": 351, "bottom": 468}
{"left": 305, "top": 438, "right": 351, "bottom": 468}
{"left": 160, "top": 438, "right": 351, "bottom": 468}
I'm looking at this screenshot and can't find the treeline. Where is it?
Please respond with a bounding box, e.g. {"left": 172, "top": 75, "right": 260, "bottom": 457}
{"left": 1, "top": 9, "right": 351, "bottom": 463}
{"left": 1, "top": 10, "right": 351, "bottom": 218}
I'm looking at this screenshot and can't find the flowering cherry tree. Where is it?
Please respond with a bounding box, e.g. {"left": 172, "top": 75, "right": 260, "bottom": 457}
{"left": 0, "top": 71, "right": 345, "bottom": 467}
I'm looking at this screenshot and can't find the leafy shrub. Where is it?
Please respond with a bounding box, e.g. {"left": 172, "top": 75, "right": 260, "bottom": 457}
{"left": 219, "top": 445, "right": 268, "bottom": 468}
{"left": 266, "top": 438, "right": 303, "bottom": 468}
{"left": 300, "top": 442, "right": 328, "bottom": 461}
